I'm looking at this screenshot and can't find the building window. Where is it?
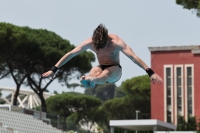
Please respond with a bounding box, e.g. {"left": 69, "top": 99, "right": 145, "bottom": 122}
{"left": 177, "top": 67, "right": 182, "bottom": 115}
{"left": 163, "top": 64, "right": 194, "bottom": 124}
{"left": 164, "top": 65, "right": 173, "bottom": 123}
{"left": 166, "top": 68, "right": 171, "bottom": 123}
{"left": 185, "top": 65, "right": 194, "bottom": 116}
{"left": 174, "top": 65, "right": 184, "bottom": 125}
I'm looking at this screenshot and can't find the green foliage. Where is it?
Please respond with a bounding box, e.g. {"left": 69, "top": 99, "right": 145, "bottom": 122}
{"left": 187, "top": 116, "right": 197, "bottom": 131}
{"left": 66, "top": 118, "right": 77, "bottom": 131}
{"left": 84, "top": 85, "right": 97, "bottom": 96}
{"left": 177, "top": 115, "right": 197, "bottom": 131}
{"left": 66, "top": 131, "right": 75, "bottom": 133}
{"left": 0, "top": 21, "right": 95, "bottom": 83}
{"left": 0, "top": 22, "right": 31, "bottom": 85}
{"left": 176, "top": 0, "right": 200, "bottom": 17}
{"left": 85, "top": 83, "right": 116, "bottom": 102}
{"left": 120, "top": 75, "right": 151, "bottom": 118}
{"left": 176, "top": 0, "right": 200, "bottom": 9}
{"left": 84, "top": 75, "right": 151, "bottom": 132}
{"left": 54, "top": 90, "right": 58, "bottom": 94}
{"left": 66, "top": 83, "right": 81, "bottom": 92}
{"left": 121, "top": 74, "right": 150, "bottom": 103}
{"left": 0, "top": 22, "right": 95, "bottom": 110}
{"left": 45, "top": 75, "right": 151, "bottom": 132}
{"left": 177, "top": 116, "right": 187, "bottom": 131}
{"left": 46, "top": 92, "right": 102, "bottom": 131}
{"left": 102, "top": 97, "right": 135, "bottom": 119}
{"left": 89, "top": 107, "right": 110, "bottom": 133}
{"left": 100, "top": 95, "right": 150, "bottom": 132}
{"left": 95, "top": 83, "right": 116, "bottom": 102}
{"left": 197, "top": 119, "right": 200, "bottom": 132}
{"left": 92, "top": 106, "right": 108, "bottom": 122}
{"left": 121, "top": 75, "right": 150, "bottom": 94}
{"left": 114, "top": 86, "right": 126, "bottom": 98}
{"left": 46, "top": 92, "right": 101, "bottom": 118}
{"left": 0, "top": 23, "right": 30, "bottom": 105}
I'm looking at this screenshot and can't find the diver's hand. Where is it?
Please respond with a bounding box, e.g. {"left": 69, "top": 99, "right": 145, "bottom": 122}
{"left": 150, "top": 73, "right": 163, "bottom": 84}
{"left": 42, "top": 70, "right": 55, "bottom": 80}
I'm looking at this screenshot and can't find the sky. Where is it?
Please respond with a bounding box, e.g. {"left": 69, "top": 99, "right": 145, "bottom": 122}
{"left": 0, "top": 0, "right": 200, "bottom": 94}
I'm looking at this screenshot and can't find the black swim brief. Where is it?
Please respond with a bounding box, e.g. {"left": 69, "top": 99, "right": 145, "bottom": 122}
{"left": 98, "top": 64, "right": 122, "bottom": 70}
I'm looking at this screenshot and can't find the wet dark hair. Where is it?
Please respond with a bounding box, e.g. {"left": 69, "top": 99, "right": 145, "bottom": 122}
{"left": 92, "top": 24, "right": 110, "bottom": 51}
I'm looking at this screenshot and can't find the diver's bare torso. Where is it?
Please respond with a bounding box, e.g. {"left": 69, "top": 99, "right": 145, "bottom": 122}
{"left": 89, "top": 34, "right": 120, "bottom": 65}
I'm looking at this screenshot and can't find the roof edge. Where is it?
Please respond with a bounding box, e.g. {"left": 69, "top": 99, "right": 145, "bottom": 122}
{"left": 148, "top": 45, "right": 200, "bottom": 52}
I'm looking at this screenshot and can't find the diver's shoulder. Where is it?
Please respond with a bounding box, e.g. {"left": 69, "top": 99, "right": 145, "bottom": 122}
{"left": 109, "top": 34, "right": 123, "bottom": 43}
{"left": 109, "top": 34, "right": 122, "bottom": 41}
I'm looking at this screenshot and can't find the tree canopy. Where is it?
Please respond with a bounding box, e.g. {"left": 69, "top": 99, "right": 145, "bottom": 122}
{"left": 44, "top": 74, "right": 151, "bottom": 132}
{"left": 176, "top": 0, "right": 200, "bottom": 17}
{"left": 95, "top": 83, "right": 116, "bottom": 102}
{"left": 120, "top": 75, "right": 151, "bottom": 118}
{"left": 102, "top": 97, "right": 135, "bottom": 120}
{"left": 0, "top": 22, "right": 95, "bottom": 111}
{"left": 84, "top": 83, "right": 116, "bottom": 102}
{"left": 46, "top": 92, "right": 101, "bottom": 118}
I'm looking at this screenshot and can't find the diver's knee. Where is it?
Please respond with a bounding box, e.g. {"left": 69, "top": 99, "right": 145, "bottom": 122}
{"left": 90, "top": 67, "right": 102, "bottom": 76}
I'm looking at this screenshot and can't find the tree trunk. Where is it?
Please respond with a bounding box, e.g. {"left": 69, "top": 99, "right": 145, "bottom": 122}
{"left": 38, "top": 92, "right": 47, "bottom": 112}
{"left": 13, "top": 85, "right": 20, "bottom": 105}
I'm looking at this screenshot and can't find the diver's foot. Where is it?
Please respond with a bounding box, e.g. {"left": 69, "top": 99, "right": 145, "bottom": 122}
{"left": 85, "top": 77, "right": 96, "bottom": 88}
{"left": 80, "top": 76, "right": 90, "bottom": 88}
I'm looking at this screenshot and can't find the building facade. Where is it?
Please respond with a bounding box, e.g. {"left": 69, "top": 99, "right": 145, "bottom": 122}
{"left": 149, "top": 45, "right": 200, "bottom": 125}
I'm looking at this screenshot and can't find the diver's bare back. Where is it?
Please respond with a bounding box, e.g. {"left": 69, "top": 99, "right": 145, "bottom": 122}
{"left": 90, "top": 34, "right": 120, "bottom": 65}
